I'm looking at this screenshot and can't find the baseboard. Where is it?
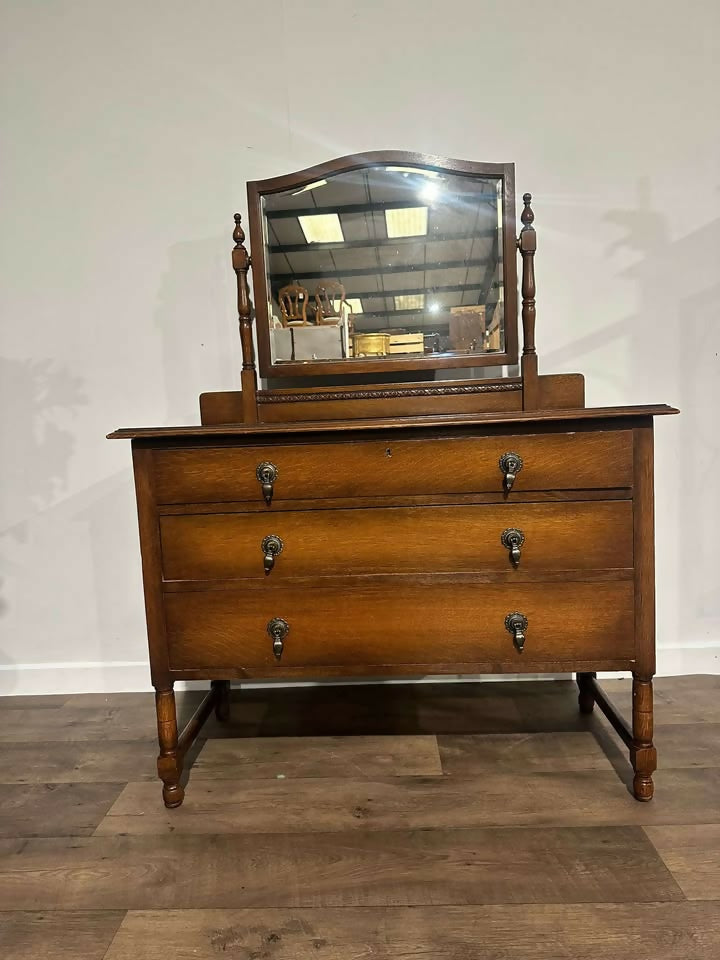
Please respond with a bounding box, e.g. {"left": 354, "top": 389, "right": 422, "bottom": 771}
{"left": 2, "top": 645, "right": 719, "bottom": 696}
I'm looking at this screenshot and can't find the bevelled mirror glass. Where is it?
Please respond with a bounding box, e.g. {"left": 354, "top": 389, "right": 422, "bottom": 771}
{"left": 248, "top": 153, "right": 518, "bottom": 378}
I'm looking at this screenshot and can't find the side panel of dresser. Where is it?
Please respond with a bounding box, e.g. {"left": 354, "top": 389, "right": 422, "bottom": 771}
{"left": 132, "top": 444, "right": 229, "bottom": 807}
{"left": 630, "top": 420, "right": 657, "bottom": 799}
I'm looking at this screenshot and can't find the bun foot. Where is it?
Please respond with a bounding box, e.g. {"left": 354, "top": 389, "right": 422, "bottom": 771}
{"left": 163, "top": 782, "right": 185, "bottom": 808}
{"left": 633, "top": 773, "right": 654, "bottom": 802}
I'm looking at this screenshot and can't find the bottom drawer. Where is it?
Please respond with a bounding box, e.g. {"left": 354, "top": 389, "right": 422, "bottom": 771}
{"left": 165, "top": 580, "right": 634, "bottom": 670}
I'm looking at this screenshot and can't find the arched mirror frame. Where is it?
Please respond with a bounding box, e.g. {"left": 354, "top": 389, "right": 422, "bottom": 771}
{"left": 247, "top": 151, "right": 519, "bottom": 380}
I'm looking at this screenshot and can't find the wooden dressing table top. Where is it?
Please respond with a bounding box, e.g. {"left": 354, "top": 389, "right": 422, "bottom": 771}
{"left": 108, "top": 404, "right": 678, "bottom": 440}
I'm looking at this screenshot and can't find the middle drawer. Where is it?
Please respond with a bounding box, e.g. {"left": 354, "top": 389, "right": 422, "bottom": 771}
{"left": 160, "top": 500, "right": 632, "bottom": 582}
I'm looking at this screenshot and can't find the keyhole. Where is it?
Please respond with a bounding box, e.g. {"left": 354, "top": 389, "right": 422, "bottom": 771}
{"left": 386, "top": 448, "right": 392, "bottom": 458}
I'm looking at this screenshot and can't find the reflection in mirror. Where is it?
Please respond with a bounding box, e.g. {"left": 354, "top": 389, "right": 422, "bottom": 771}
{"left": 262, "top": 165, "right": 505, "bottom": 364}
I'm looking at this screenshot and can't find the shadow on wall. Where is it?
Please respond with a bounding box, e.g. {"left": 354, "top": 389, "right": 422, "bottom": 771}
{"left": 0, "top": 356, "right": 87, "bottom": 693}
{"left": 0, "top": 356, "right": 87, "bottom": 521}
{"left": 546, "top": 177, "right": 719, "bottom": 654}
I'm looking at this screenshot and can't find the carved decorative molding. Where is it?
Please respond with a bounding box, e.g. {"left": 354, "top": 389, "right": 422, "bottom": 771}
{"left": 258, "top": 382, "right": 521, "bottom": 404}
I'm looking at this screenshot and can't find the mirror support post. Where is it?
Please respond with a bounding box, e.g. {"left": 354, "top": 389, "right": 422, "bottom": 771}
{"left": 518, "top": 193, "right": 539, "bottom": 410}
{"left": 233, "top": 213, "right": 259, "bottom": 424}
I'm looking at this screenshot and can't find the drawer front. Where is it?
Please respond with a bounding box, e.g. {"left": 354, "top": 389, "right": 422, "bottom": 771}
{"left": 160, "top": 501, "right": 633, "bottom": 581}
{"left": 165, "top": 581, "right": 634, "bottom": 669}
{"left": 152, "top": 431, "right": 632, "bottom": 505}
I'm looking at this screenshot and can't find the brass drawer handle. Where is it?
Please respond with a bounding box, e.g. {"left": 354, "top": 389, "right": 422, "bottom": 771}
{"left": 261, "top": 535, "right": 284, "bottom": 575}
{"left": 267, "top": 617, "right": 289, "bottom": 660}
{"left": 256, "top": 462, "right": 278, "bottom": 505}
{"left": 499, "top": 452, "right": 523, "bottom": 491}
{"left": 505, "top": 612, "right": 528, "bottom": 652}
{"left": 501, "top": 528, "right": 525, "bottom": 566}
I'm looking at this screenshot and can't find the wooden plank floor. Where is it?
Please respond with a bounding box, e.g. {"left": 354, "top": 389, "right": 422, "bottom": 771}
{"left": 0, "top": 676, "right": 718, "bottom": 958}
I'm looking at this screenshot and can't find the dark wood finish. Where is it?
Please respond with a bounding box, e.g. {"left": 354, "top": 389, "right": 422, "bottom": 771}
{"left": 110, "top": 403, "right": 678, "bottom": 439}
{"left": 163, "top": 580, "right": 635, "bottom": 672}
{"left": 198, "top": 374, "right": 584, "bottom": 425}
{"left": 159, "top": 501, "right": 633, "bottom": 582}
{"left": 151, "top": 430, "right": 633, "bottom": 505}
{"left": 257, "top": 380, "right": 523, "bottom": 422}
{"left": 154, "top": 687, "right": 183, "bottom": 808}
{"left": 632, "top": 675, "right": 656, "bottom": 801}
{"left": 247, "top": 151, "right": 520, "bottom": 378}
{"left": 114, "top": 413, "right": 675, "bottom": 805}
{"left": 519, "top": 192, "right": 540, "bottom": 409}
{"left": 109, "top": 151, "right": 678, "bottom": 813}
{"left": 231, "top": 214, "right": 258, "bottom": 425}
{"left": 631, "top": 421, "right": 658, "bottom": 800}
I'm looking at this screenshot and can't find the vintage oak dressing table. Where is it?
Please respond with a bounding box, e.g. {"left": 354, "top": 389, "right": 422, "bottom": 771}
{"left": 109, "top": 152, "right": 677, "bottom": 807}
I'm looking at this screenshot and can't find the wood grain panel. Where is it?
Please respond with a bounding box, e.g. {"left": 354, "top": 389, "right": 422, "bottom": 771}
{"left": 192, "top": 735, "right": 442, "bottom": 779}
{"left": 160, "top": 500, "right": 633, "bottom": 581}
{"left": 0, "top": 783, "right": 124, "bottom": 838}
{"left": 96, "top": 769, "right": 720, "bottom": 835}
{"left": 152, "top": 430, "right": 633, "bottom": 504}
{"left": 438, "top": 732, "right": 614, "bottom": 774}
{"left": 645, "top": 823, "right": 720, "bottom": 900}
{"left": 0, "top": 827, "right": 683, "bottom": 909}
{"left": 164, "top": 580, "right": 635, "bottom": 670}
{"left": 103, "top": 903, "right": 720, "bottom": 960}
{"left": 0, "top": 910, "right": 124, "bottom": 960}
{"left": 0, "top": 742, "right": 156, "bottom": 784}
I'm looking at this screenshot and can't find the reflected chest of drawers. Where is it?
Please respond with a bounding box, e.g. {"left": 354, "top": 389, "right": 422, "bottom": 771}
{"left": 117, "top": 408, "right": 667, "bottom": 807}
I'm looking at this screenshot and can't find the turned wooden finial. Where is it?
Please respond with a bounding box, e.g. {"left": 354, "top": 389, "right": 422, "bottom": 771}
{"left": 520, "top": 192, "right": 534, "bottom": 231}
{"left": 231, "top": 212, "right": 258, "bottom": 423}
{"left": 518, "top": 191, "right": 538, "bottom": 409}
{"left": 233, "top": 212, "right": 246, "bottom": 247}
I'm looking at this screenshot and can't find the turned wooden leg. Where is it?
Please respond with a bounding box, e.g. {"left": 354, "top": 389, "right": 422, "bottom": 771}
{"left": 212, "top": 680, "right": 231, "bottom": 721}
{"left": 576, "top": 672, "right": 596, "bottom": 714}
{"left": 155, "top": 685, "right": 184, "bottom": 808}
{"left": 631, "top": 674, "right": 656, "bottom": 802}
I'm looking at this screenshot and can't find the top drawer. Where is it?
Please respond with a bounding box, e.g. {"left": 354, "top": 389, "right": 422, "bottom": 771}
{"left": 152, "top": 430, "right": 633, "bottom": 505}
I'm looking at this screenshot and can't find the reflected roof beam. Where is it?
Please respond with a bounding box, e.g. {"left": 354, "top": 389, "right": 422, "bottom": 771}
{"left": 269, "top": 281, "right": 497, "bottom": 301}
{"left": 265, "top": 197, "right": 496, "bottom": 219}
{"left": 269, "top": 258, "right": 488, "bottom": 285}
{"left": 268, "top": 228, "right": 496, "bottom": 254}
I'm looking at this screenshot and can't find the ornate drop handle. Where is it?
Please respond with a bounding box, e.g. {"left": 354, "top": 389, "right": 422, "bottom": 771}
{"left": 501, "top": 528, "right": 525, "bottom": 566}
{"left": 261, "top": 535, "right": 284, "bottom": 575}
{"left": 256, "top": 462, "right": 278, "bottom": 505}
{"left": 505, "top": 612, "right": 528, "bottom": 652}
{"left": 499, "top": 452, "right": 523, "bottom": 492}
{"left": 267, "top": 617, "right": 289, "bottom": 660}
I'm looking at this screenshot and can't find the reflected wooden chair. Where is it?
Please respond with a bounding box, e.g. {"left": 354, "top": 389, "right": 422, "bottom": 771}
{"left": 278, "top": 282, "right": 310, "bottom": 326}
{"left": 315, "top": 280, "right": 354, "bottom": 330}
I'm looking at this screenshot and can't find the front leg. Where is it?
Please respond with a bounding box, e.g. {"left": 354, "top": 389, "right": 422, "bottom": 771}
{"left": 155, "top": 685, "right": 184, "bottom": 808}
{"left": 630, "top": 674, "right": 656, "bottom": 801}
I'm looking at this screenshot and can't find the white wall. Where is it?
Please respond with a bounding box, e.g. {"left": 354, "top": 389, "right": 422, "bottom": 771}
{"left": 1, "top": 0, "right": 718, "bottom": 694}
